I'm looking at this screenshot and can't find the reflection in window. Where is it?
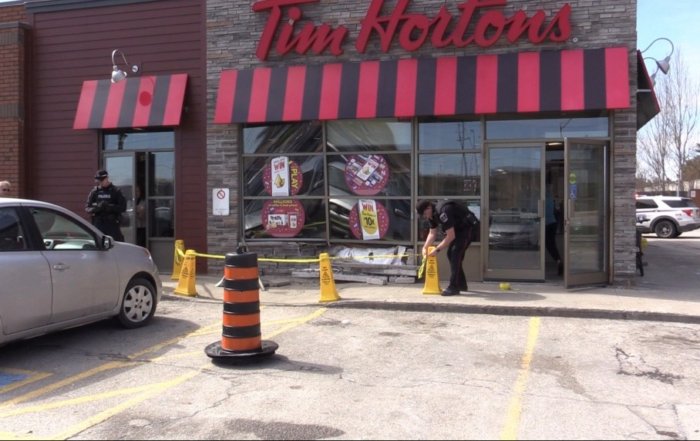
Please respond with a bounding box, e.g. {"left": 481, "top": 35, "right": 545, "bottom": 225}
{"left": 328, "top": 198, "right": 412, "bottom": 242}
{"left": 326, "top": 154, "right": 411, "bottom": 197}
{"left": 327, "top": 119, "right": 411, "bottom": 152}
{"left": 486, "top": 117, "right": 609, "bottom": 139}
{"left": 418, "top": 121, "right": 482, "bottom": 150}
{"left": 243, "top": 155, "right": 325, "bottom": 197}
{"left": 150, "top": 200, "right": 174, "bottom": 238}
{"left": 149, "top": 152, "right": 175, "bottom": 197}
{"left": 0, "top": 208, "right": 27, "bottom": 251}
{"left": 29, "top": 208, "right": 97, "bottom": 250}
{"left": 418, "top": 153, "right": 481, "bottom": 196}
{"left": 243, "top": 123, "right": 323, "bottom": 154}
{"left": 104, "top": 131, "right": 174, "bottom": 151}
{"left": 243, "top": 199, "right": 327, "bottom": 240}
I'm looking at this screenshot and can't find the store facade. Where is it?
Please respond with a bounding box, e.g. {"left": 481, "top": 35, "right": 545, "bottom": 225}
{"left": 1, "top": 0, "right": 653, "bottom": 286}
{"left": 207, "top": 0, "right": 644, "bottom": 287}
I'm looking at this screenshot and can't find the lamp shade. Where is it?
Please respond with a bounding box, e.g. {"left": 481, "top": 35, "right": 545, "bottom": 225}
{"left": 656, "top": 57, "right": 671, "bottom": 75}
{"left": 112, "top": 65, "right": 127, "bottom": 83}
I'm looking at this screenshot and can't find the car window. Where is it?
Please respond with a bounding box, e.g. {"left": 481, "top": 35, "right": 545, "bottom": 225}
{"left": 0, "top": 207, "right": 27, "bottom": 252}
{"left": 30, "top": 207, "right": 99, "bottom": 251}
{"left": 636, "top": 200, "right": 657, "bottom": 209}
{"left": 665, "top": 199, "right": 698, "bottom": 208}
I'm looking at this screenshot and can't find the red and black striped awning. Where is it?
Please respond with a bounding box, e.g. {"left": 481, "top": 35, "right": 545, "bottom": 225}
{"left": 73, "top": 74, "right": 188, "bottom": 130}
{"left": 215, "top": 47, "right": 630, "bottom": 125}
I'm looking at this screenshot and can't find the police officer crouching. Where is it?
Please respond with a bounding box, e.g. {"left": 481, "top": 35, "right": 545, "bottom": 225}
{"left": 86, "top": 169, "right": 127, "bottom": 242}
{"left": 417, "top": 199, "right": 479, "bottom": 296}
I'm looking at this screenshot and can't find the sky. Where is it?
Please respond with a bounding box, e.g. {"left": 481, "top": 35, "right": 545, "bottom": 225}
{"left": 637, "top": 0, "right": 700, "bottom": 81}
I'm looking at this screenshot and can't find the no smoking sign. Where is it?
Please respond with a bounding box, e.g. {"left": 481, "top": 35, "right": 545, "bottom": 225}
{"left": 213, "top": 188, "right": 230, "bottom": 216}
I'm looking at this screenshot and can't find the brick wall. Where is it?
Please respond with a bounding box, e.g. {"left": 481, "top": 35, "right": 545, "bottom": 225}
{"left": 206, "top": 0, "right": 639, "bottom": 284}
{"left": 0, "top": 4, "right": 28, "bottom": 199}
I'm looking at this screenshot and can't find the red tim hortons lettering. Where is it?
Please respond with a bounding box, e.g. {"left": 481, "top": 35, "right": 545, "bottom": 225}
{"left": 252, "top": 0, "right": 572, "bottom": 60}
{"left": 253, "top": 0, "right": 347, "bottom": 61}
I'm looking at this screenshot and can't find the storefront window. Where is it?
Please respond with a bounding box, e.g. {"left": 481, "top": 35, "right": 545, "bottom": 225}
{"left": 243, "top": 198, "right": 327, "bottom": 240}
{"left": 327, "top": 119, "right": 411, "bottom": 152}
{"left": 417, "top": 153, "right": 481, "bottom": 197}
{"left": 486, "top": 117, "right": 609, "bottom": 139}
{"left": 418, "top": 120, "right": 482, "bottom": 150}
{"left": 243, "top": 123, "right": 323, "bottom": 154}
{"left": 104, "top": 131, "right": 174, "bottom": 150}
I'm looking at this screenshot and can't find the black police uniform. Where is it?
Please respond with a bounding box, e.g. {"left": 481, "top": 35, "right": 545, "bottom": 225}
{"left": 428, "top": 200, "right": 478, "bottom": 293}
{"left": 85, "top": 183, "right": 127, "bottom": 242}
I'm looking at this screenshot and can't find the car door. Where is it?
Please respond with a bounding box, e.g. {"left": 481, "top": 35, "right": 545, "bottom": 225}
{"left": 28, "top": 207, "right": 121, "bottom": 323}
{"left": 0, "top": 206, "right": 52, "bottom": 335}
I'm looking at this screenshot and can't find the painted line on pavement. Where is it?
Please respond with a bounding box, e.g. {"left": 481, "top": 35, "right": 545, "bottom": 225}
{"left": 0, "top": 308, "right": 327, "bottom": 440}
{"left": 0, "top": 368, "right": 52, "bottom": 396}
{"left": 500, "top": 317, "right": 541, "bottom": 440}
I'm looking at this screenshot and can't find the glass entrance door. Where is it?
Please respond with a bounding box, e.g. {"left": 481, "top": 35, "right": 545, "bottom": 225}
{"left": 564, "top": 139, "right": 609, "bottom": 288}
{"left": 485, "top": 145, "right": 545, "bottom": 281}
{"left": 104, "top": 154, "right": 136, "bottom": 245}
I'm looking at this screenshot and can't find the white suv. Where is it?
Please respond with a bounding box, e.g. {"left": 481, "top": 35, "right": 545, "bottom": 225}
{"left": 635, "top": 196, "right": 700, "bottom": 238}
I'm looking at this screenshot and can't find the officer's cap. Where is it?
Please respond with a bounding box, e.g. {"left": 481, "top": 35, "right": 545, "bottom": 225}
{"left": 94, "top": 169, "right": 109, "bottom": 181}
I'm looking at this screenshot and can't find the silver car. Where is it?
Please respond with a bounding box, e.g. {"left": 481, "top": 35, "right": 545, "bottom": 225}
{"left": 0, "top": 197, "right": 162, "bottom": 346}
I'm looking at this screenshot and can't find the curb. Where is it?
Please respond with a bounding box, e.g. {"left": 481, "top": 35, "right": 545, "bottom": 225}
{"left": 162, "top": 293, "right": 700, "bottom": 325}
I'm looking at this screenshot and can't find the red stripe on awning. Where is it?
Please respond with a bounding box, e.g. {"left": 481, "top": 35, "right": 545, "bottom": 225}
{"left": 319, "top": 63, "right": 343, "bottom": 120}
{"left": 214, "top": 71, "right": 237, "bottom": 124}
{"left": 73, "top": 74, "right": 188, "bottom": 130}
{"left": 395, "top": 59, "right": 418, "bottom": 117}
{"left": 283, "top": 66, "right": 306, "bottom": 121}
{"left": 434, "top": 57, "right": 457, "bottom": 116}
{"left": 356, "top": 61, "right": 379, "bottom": 119}
{"left": 73, "top": 80, "right": 97, "bottom": 130}
{"left": 517, "top": 52, "right": 540, "bottom": 113}
{"left": 249, "top": 68, "right": 272, "bottom": 123}
{"left": 214, "top": 47, "right": 631, "bottom": 124}
{"left": 475, "top": 54, "right": 498, "bottom": 114}
{"left": 163, "top": 75, "right": 188, "bottom": 126}
{"left": 561, "top": 50, "right": 585, "bottom": 111}
{"left": 133, "top": 76, "right": 155, "bottom": 127}
{"left": 606, "top": 47, "right": 630, "bottom": 109}
{"left": 102, "top": 80, "right": 126, "bottom": 129}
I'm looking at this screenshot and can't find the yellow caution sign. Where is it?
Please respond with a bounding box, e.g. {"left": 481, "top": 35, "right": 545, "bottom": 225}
{"left": 318, "top": 252, "right": 341, "bottom": 303}
{"left": 174, "top": 250, "right": 198, "bottom": 297}
{"left": 422, "top": 247, "right": 442, "bottom": 295}
{"left": 171, "top": 239, "right": 185, "bottom": 280}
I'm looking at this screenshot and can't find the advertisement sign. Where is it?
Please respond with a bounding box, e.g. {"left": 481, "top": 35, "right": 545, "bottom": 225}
{"left": 349, "top": 199, "right": 390, "bottom": 240}
{"left": 344, "top": 154, "right": 389, "bottom": 196}
{"left": 261, "top": 199, "right": 306, "bottom": 238}
{"left": 263, "top": 157, "right": 303, "bottom": 196}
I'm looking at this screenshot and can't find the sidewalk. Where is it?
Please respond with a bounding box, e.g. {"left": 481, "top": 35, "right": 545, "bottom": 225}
{"left": 160, "top": 273, "right": 700, "bottom": 324}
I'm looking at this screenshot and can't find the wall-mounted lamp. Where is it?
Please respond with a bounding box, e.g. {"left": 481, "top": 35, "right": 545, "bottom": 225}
{"left": 641, "top": 37, "right": 675, "bottom": 87}
{"left": 111, "top": 49, "right": 140, "bottom": 83}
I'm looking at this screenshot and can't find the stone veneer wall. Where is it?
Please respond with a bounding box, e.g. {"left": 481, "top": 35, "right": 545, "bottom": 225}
{"left": 206, "top": 0, "right": 638, "bottom": 284}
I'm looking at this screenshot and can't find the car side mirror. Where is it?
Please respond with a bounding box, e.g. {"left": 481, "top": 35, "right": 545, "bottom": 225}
{"left": 101, "top": 235, "right": 114, "bottom": 250}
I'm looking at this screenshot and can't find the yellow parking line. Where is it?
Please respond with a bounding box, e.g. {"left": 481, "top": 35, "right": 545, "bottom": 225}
{"left": 50, "top": 308, "right": 327, "bottom": 440}
{"left": 0, "top": 368, "right": 53, "bottom": 396}
{"left": 0, "top": 320, "right": 222, "bottom": 410}
{"left": 500, "top": 317, "right": 541, "bottom": 440}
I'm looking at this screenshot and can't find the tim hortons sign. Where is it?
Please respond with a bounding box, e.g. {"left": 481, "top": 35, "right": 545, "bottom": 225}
{"left": 252, "top": 0, "right": 572, "bottom": 60}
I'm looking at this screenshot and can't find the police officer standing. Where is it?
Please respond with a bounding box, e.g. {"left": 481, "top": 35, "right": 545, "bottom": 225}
{"left": 417, "top": 199, "right": 478, "bottom": 296}
{"left": 86, "top": 169, "right": 127, "bottom": 242}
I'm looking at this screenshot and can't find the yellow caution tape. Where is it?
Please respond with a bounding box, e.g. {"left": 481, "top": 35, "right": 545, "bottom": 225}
{"left": 176, "top": 241, "right": 421, "bottom": 264}
{"left": 417, "top": 258, "right": 426, "bottom": 279}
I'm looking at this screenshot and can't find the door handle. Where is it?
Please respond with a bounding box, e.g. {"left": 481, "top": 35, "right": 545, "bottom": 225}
{"left": 53, "top": 263, "right": 70, "bottom": 271}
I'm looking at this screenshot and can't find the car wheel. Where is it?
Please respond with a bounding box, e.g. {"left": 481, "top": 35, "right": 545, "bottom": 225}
{"left": 118, "top": 277, "right": 157, "bottom": 329}
{"left": 654, "top": 220, "right": 677, "bottom": 239}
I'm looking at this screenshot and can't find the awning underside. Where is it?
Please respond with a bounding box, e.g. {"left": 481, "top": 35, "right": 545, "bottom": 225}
{"left": 636, "top": 50, "right": 661, "bottom": 130}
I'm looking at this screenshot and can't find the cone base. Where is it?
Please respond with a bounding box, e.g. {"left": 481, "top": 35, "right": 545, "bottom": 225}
{"left": 205, "top": 340, "right": 278, "bottom": 364}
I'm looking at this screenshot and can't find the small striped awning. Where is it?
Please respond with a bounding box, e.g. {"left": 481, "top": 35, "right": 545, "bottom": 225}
{"left": 636, "top": 50, "right": 661, "bottom": 130}
{"left": 73, "top": 74, "right": 188, "bottom": 130}
{"left": 214, "top": 47, "right": 630, "bottom": 125}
